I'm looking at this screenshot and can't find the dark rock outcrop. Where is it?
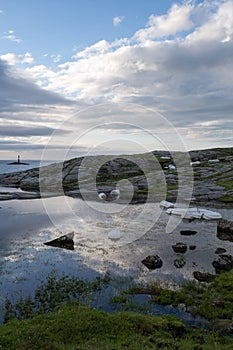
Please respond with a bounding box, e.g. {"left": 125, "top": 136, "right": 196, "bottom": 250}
{"left": 141, "top": 255, "right": 163, "bottom": 270}
{"left": 172, "top": 243, "right": 187, "bottom": 254}
{"left": 180, "top": 230, "right": 197, "bottom": 236}
{"left": 44, "top": 232, "right": 74, "bottom": 250}
{"left": 217, "top": 219, "right": 233, "bottom": 242}
{"left": 215, "top": 247, "right": 227, "bottom": 254}
{"left": 212, "top": 254, "right": 233, "bottom": 273}
{"left": 193, "top": 271, "right": 216, "bottom": 283}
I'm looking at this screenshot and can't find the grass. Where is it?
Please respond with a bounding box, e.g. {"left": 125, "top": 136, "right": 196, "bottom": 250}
{"left": 219, "top": 195, "right": 233, "bottom": 203}
{"left": 216, "top": 179, "right": 233, "bottom": 191}
{"left": 1, "top": 304, "right": 233, "bottom": 350}
{"left": 130, "top": 271, "right": 233, "bottom": 322}
{"left": 2, "top": 271, "right": 233, "bottom": 348}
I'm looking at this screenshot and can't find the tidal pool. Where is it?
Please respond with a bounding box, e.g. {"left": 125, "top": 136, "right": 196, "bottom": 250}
{"left": 0, "top": 192, "right": 232, "bottom": 326}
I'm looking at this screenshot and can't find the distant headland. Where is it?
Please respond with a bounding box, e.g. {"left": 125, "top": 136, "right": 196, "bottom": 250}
{"left": 8, "top": 155, "right": 29, "bottom": 165}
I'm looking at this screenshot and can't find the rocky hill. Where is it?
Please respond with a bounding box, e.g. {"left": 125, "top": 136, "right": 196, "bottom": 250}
{"left": 0, "top": 147, "right": 233, "bottom": 206}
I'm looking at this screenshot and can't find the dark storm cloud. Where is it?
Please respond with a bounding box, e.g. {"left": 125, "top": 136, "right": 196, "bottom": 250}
{"left": 0, "top": 125, "right": 70, "bottom": 137}
{"left": 0, "top": 59, "right": 72, "bottom": 108}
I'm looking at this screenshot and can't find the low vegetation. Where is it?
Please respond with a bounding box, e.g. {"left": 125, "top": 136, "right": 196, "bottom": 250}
{"left": 1, "top": 305, "right": 233, "bottom": 350}
{"left": 129, "top": 271, "right": 233, "bottom": 321}
{"left": 2, "top": 271, "right": 233, "bottom": 349}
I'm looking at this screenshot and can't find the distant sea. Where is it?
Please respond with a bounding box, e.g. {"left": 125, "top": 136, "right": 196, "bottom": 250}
{"left": 0, "top": 160, "right": 54, "bottom": 175}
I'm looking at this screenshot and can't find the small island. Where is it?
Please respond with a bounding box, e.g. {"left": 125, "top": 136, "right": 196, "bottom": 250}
{"left": 8, "top": 155, "right": 29, "bottom": 165}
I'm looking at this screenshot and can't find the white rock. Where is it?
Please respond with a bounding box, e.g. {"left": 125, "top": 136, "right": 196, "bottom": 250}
{"left": 108, "top": 228, "right": 122, "bottom": 241}
{"left": 160, "top": 200, "right": 175, "bottom": 209}
{"left": 98, "top": 192, "right": 107, "bottom": 200}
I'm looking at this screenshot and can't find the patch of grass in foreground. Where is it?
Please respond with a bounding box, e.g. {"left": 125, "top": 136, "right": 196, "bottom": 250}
{"left": 130, "top": 271, "right": 233, "bottom": 322}
{"left": 1, "top": 305, "right": 233, "bottom": 350}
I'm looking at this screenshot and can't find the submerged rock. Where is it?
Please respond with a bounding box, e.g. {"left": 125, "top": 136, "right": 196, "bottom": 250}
{"left": 172, "top": 242, "right": 187, "bottom": 254}
{"left": 210, "top": 319, "right": 233, "bottom": 335}
{"left": 44, "top": 232, "right": 74, "bottom": 250}
{"left": 141, "top": 255, "right": 163, "bottom": 270}
{"left": 193, "top": 271, "right": 216, "bottom": 283}
{"left": 215, "top": 247, "right": 227, "bottom": 254}
{"left": 180, "top": 230, "right": 197, "bottom": 236}
{"left": 217, "top": 219, "right": 233, "bottom": 242}
{"left": 212, "top": 254, "right": 233, "bottom": 273}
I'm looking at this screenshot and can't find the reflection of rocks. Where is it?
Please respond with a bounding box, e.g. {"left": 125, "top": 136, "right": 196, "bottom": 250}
{"left": 210, "top": 319, "right": 233, "bottom": 335}
{"left": 217, "top": 219, "right": 233, "bottom": 242}
{"left": 193, "top": 271, "right": 216, "bottom": 283}
{"left": 215, "top": 247, "right": 227, "bottom": 254}
{"left": 141, "top": 255, "right": 163, "bottom": 270}
{"left": 212, "top": 254, "right": 233, "bottom": 273}
{"left": 44, "top": 232, "right": 74, "bottom": 250}
{"left": 0, "top": 191, "right": 40, "bottom": 201}
{"left": 172, "top": 243, "right": 187, "bottom": 254}
{"left": 180, "top": 230, "right": 197, "bottom": 236}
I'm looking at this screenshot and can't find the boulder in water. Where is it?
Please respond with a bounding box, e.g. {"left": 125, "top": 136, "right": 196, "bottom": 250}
{"left": 44, "top": 232, "right": 74, "bottom": 250}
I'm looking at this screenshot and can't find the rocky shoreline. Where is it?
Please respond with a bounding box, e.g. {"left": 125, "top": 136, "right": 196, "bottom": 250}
{"left": 0, "top": 147, "right": 233, "bottom": 207}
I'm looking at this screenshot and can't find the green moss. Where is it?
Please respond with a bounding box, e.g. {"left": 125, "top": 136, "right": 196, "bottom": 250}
{"left": 1, "top": 304, "right": 233, "bottom": 350}
{"left": 219, "top": 195, "right": 233, "bottom": 203}
{"left": 216, "top": 179, "right": 233, "bottom": 190}
{"left": 146, "top": 271, "right": 233, "bottom": 321}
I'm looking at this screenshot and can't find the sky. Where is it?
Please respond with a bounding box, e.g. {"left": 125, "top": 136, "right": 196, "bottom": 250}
{"left": 0, "top": 0, "right": 233, "bottom": 160}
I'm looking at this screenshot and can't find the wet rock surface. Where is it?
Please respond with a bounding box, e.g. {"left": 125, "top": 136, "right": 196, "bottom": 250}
{"left": 180, "top": 230, "right": 197, "bottom": 236}
{"left": 212, "top": 254, "right": 233, "bottom": 273}
{"left": 215, "top": 247, "right": 227, "bottom": 254}
{"left": 217, "top": 219, "right": 233, "bottom": 241}
{"left": 141, "top": 255, "right": 163, "bottom": 270}
{"left": 193, "top": 271, "right": 216, "bottom": 283}
{"left": 44, "top": 232, "right": 74, "bottom": 250}
{"left": 0, "top": 147, "right": 232, "bottom": 206}
{"left": 172, "top": 243, "right": 187, "bottom": 254}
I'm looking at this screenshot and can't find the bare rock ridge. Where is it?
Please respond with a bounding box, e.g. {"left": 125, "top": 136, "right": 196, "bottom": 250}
{"left": 0, "top": 147, "right": 233, "bottom": 206}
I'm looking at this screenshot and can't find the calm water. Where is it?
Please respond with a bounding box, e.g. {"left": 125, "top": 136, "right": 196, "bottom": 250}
{"left": 0, "top": 160, "right": 232, "bottom": 328}
{"left": 0, "top": 160, "right": 54, "bottom": 175}
{"left": 1, "top": 195, "right": 221, "bottom": 327}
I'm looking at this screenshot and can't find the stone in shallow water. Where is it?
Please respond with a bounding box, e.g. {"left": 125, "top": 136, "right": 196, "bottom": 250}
{"left": 180, "top": 230, "right": 197, "bottom": 236}
{"left": 44, "top": 232, "right": 74, "bottom": 251}
{"left": 215, "top": 247, "right": 227, "bottom": 254}
{"left": 189, "top": 245, "right": 196, "bottom": 250}
{"left": 217, "top": 219, "right": 233, "bottom": 242}
{"left": 172, "top": 242, "right": 187, "bottom": 254}
{"left": 212, "top": 254, "right": 233, "bottom": 273}
{"left": 141, "top": 255, "right": 163, "bottom": 270}
{"left": 193, "top": 271, "right": 216, "bottom": 283}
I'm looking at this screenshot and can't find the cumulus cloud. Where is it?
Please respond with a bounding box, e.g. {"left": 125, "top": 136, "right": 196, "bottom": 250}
{"left": 51, "top": 54, "right": 62, "bottom": 63}
{"left": 2, "top": 29, "right": 22, "bottom": 43}
{"left": 1, "top": 52, "right": 34, "bottom": 65}
{"left": 134, "top": 3, "right": 194, "bottom": 41}
{"left": 113, "top": 16, "right": 124, "bottom": 27}
{"left": 1, "top": 0, "right": 233, "bottom": 154}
